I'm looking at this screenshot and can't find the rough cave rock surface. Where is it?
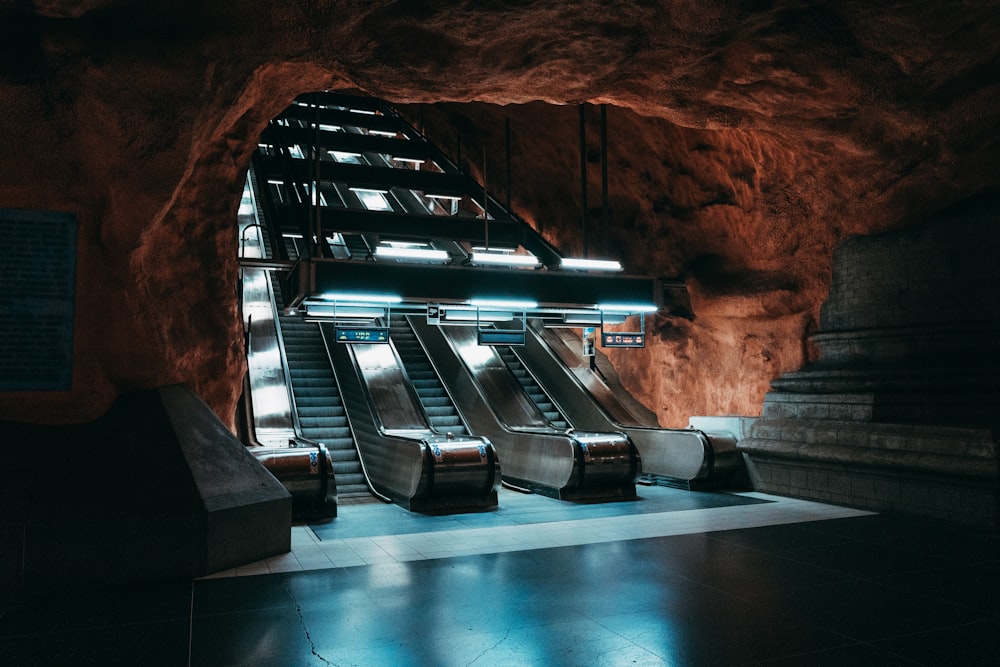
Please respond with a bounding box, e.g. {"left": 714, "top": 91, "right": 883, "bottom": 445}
{"left": 1, "top": 1, "right": 997, "bottom": 428}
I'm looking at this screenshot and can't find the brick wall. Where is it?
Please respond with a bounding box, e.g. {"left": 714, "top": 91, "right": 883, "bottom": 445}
{"left": 821, "top": 201, "right": 1000, "bottom": 331}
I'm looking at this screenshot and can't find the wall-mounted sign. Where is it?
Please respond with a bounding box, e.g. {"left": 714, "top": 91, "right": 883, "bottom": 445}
{"left": 336, "top": 327, "right": 389, "bottom": 343}
{"left": 582, "top": 327, "right": 596, "bottom": 357}
{"left": 602, "top": 333, "right": 645, "bottom": 348}
{"left": 478, "top": 329, "right": 526, "bottom": 346}
{"left": 0, "top": 209, "right": 77, "bottom": 391}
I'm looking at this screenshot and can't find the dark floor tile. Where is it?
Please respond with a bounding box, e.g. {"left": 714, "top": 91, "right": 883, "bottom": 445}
{"left": 873, "top": 618, "right": 1000, "bottom": 667}
{"left": 779, "top": 539, "right": 950, "bottom": 579}
{"left": 0, "top": 580, "right": 192, "bottom": 638}
{"left": 592, "top": 596, "right": 850, "bottom": 666}
{"left": 648, "top": 537, "right": 857, "bottom": 599}
{"left": 308, "top": 486, "right": 767, "bottom": 541}
{"left": 0, "top": 619, "right": 190, "bottom": 667}
{"left": 875, "top": 563, "right": 1000, "bottom": 616}
{"left": 751, "top": 641, "right": 920, "bottom": 666}
{"left": 189, "top": 606, "right": 317, "bottom": 667}
{"left": 706, "top": 522, "right": 855, "bottom": 555}
{"left": 881, "top": 526, "right": 1000, "bottom": 567}
{"left": 801, "top": 514, "right": 1000, "bottom": 565}
{"left": 312, "top": 617, "right": 650, "bottom": 667}
{"left": 193, "top": 572, "right": 296, "bottom": 617}
{"left": 284, "top": 569, "right": 380, "bottom": 613}
{"left": 756, "top": 579, "right": 987, "bottom": 643}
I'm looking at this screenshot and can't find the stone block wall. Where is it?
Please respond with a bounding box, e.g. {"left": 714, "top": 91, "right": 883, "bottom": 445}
{"left": 740, "top": 194, "right": 999, "bottom": 528}
{"left": 820, "top": 201, "right": 1000, "bottom": 333}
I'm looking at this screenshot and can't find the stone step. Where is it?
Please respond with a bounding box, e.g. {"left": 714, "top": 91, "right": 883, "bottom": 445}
{"left": 762, "top": 390, "right": 998, "bottom": 425}
{"left": 761, "top": 392, "right": 874, "bottom": 421}
{"left": 747, "top": 418, "right": 995, "bottom": 459}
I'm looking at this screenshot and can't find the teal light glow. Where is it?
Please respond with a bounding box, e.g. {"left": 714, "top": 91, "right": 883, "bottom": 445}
{"left": 559, "top": 258, "right": 623, "bottom": 272}
{"left": 320, "top": 293, "right": 403, "bottom": 304}
{"left": 469, "top": 298, "right": 538, "bottom": 309}
{"left": 597, "top": 303, "right": 659, "bottom": 313}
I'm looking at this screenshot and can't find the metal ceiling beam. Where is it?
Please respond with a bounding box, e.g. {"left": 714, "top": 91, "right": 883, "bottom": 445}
{"left": 257, "top": 155, "right": 470, "bottom": 196}
{"left": 307, "top": 258, "right": 662, "bottom": 308}
{"left": 273, "top": 205, "right": 522, "bottom": 247}
{"left": 279, "top": 105, "right": 405, "bottom": 135}
{"left": 260, "top": 125, "right": 434, "bottom": 162}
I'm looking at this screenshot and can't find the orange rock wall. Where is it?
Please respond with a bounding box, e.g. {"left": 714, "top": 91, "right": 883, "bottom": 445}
{"left": 1, "top": 1, "right": 997, "bottom": 428}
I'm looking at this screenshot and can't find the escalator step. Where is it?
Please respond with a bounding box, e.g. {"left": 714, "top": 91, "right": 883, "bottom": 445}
{"left": 296, "top": 397, "right": 344, "bottom": 409}
{"left": 324, "top": 441, "right": 358, "bottom": 453}
{"left": 299, "top": 416, "right": 348, "bottom": 429}
{"left": 430, "top": 416, "right": 463, "bottom": 427}
{"left": 338, "top": 487, "right": 372, "bottom": 498}
{"left": 302, "top": 427, "right": 353, "bottom": 440}
{"left": 326, "top": 448, "right": 359, "bottom": 462}
{"left": 335, "top": 465, "right": 364, "bottom": 479}
{"left": 415, "top": 386, "right": 446, "bottom": 396}
{"left": 290, "top": 378, "right": 338, "bottom": 389}
{"left": 409, "top": 380, "right": 439, "bottom": 390}
{"left": 297, "top": 409, "right": 346, "bottom": 421}
{"left": 289, "top": 369, "right": 335, "bottom": 379}
{"left": 419, "top": 396, "right": 451, "bottom": 407}
{"left": 423, "top": 406, "right": 458, "bottom": 417}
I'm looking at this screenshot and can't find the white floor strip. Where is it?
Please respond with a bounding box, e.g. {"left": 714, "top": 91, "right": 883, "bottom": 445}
{"left": 202, "top": 493, "right": 874, "bottom": 579}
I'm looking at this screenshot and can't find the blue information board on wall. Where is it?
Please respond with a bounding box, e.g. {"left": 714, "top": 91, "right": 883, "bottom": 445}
{"left": 0, "top": 209, "right": 77, "bottom": 390}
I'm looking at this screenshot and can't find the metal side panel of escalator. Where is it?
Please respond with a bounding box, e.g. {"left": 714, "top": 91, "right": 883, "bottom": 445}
{"left": 319, "top": 322, "right": 500, "bottom": 512}
{"left": 270, "top": 274, "right": 374, "bottom": 502}
{"left": 510, "top": 321, "right": 747, "bottom": 490}
{"left": 408, "top": 316, "right": 637, "bottom": 501}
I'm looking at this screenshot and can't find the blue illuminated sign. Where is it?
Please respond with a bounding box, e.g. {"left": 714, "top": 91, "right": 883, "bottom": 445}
{"left": 477, "top": 330, "right": 526, "bottom": 346}
{"left": 335, "top": 327, "right": 389, "bottom": 343}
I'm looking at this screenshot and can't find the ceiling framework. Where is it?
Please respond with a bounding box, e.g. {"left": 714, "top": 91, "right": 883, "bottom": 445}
{"left": 246, "top": 91, "right": 663, "bottom": 331}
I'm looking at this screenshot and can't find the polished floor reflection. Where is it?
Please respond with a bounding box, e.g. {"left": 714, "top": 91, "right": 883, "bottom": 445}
{"left": 2, "top": 489, "right": 998, "bottom": 666}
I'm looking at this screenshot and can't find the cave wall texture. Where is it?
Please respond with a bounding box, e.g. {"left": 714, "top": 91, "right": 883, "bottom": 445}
{"left": 0, "top": 1, "right": 998, "bottom": 429}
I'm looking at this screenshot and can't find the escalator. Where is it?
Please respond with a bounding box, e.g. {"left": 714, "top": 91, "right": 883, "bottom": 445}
{"left": 409, "top": 317, "right": 638, "bottom": 500}
{"left": 389, "top": 316, "right": 468, "bottom": 436}
{"left": 270, "top": 274, "right": 372, "bottom": 500}
{"left": 495, "top": 347, "right": 568, "bottom": 430}
{"left": 503, "top": 321, "right": 745, "bottom": 490}
{"left": 238, "top": 179, "right": 337, "bottom": 517}
{"left": 319, "top": 322, "right": 500, "bottom": 512}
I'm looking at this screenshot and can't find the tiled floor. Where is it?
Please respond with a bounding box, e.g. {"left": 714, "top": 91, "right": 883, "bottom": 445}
{"left": 2, "top": 487, "right": 999, "bottom": 666}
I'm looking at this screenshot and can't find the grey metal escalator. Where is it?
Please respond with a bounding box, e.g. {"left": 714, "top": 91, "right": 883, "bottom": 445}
{"left": 389, "top": 316, "right": 468, "bottom": 436}
{"left": 505, "top": 321, "right": 746, "bottom": 490}
{"left": 319, "top": 322, "right": 500, "bottom": 512}
{"left": 409, "top": 316, "right": 638, "bottom": 500}
{"left": 271, "top": 275, "right": 372, "bottom": 500}
{"left": 238, "top": 185, "right": 337, "bottom": 518}
{"left": 495, "top": 347, "right": 568, "bottom": 430}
